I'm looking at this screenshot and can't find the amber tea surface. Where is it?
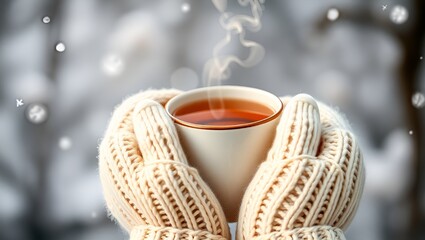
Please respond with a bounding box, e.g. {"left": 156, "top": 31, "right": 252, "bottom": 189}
{"left": 173, "top": 98, "right": 273, "bottom": 126}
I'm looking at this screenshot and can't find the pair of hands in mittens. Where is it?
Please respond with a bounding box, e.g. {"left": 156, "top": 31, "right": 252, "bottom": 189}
{"left": 99, "top": 89, "right": 364, "bottom": 240}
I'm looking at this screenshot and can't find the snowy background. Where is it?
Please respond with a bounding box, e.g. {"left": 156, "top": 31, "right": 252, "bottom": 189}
{"left": 0, "top": 0, "right": 424, "bottom": 240}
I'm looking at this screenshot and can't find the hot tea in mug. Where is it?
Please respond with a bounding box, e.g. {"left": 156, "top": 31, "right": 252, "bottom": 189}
{"left": 172, "top": 98, "right": 274, "bottom": 126}
{"left": 166, "top": 86, "right": 283, "bottom": 221}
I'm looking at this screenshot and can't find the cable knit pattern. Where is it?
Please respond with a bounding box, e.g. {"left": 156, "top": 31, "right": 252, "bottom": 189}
{"left": 99, "top": 89, "right": 364, "bottom": 240}
{"left": 130, "top": 226, "right": 227, "bottom": 240}
{"left": 98, "top": 89, "right": 230, "bottom": 240}
{"left": 251, "top": 226, "right": 345, "bottom": 240}
{"left": 237, "top": 94, "right": 365, "bottom": 240}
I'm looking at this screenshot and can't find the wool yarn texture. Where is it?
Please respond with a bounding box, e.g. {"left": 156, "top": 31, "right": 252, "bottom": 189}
{"left": 99, "top": 89, "right": 364, "bottom": 240}
{"left": 98, "top": 89, "right": 230, "bottom": 240}
{"left": 237, "top": 94, "right": 365, "bottom": 240}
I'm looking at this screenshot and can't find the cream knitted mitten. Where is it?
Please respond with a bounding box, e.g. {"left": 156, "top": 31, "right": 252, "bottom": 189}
{"left": 237, "top": 94, "right": 365, "bottom": 240}
{"left": 98, "top": 89, "right": 230, "bottom": 240}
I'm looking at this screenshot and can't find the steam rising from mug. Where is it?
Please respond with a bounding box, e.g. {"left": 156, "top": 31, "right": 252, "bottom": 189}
{"left": 205, "top": 0, "right": 266, "bottom": 119}
{"left": 204, "top": 0, "right": 266, "bottom": 86}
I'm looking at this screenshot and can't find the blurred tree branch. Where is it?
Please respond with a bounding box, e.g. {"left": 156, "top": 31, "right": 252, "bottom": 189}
{"left": 315, "top": 2, "right": 424, "bottom": 239}
{"left": 26, "top": 0, "right": 64, "bottom": 239}
{"left": 0, "top": 160, "right": 27, "bottom": 192}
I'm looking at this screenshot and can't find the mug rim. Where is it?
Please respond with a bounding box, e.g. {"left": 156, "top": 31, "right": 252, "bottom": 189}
{"left": 165, "top": 85, "right": 283, "bottom": 130}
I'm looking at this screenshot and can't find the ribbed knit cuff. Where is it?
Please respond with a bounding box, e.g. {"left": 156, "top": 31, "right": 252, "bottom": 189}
{"left": 130, "top": 225, "right": 227, "bottom": 240}
{"left": 251, "top": 226, "right": 345, "bottom": 240}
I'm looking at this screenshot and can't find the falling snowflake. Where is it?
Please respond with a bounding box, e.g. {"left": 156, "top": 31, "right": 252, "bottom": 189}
{"left": 91, "top": 211, "right": 97, "bottom": 218}
{"left": 409, "top": 130, "right": 413, "bottom": 135}
{"left": 101, "top": 54, "right": 125, "bottom": 76}
{"left": 181, "top": 3, "right": 191, "bottom": 13}
{"left": 390, "top": 5, "right": 408, "bottom": 24}
{"left": 42, "top": 16, "right": 50, "bottom": 24}
{"left": 411, "top": 92, "right": 425, "bottom": 108}
{"left": 420, "top": 56, "right": 423, "bottom": 60}
{"left": 16, "top": 99, "right": 24, "bottom": 107}
{"left": 26, "top": 104, "right": 48, "bottom": 124}
{"left": 55, "top": 42, "right": 66, "bottom": 52}
{"left": 327, "top": 8, "right": 339, "bottom": 21}
{"left": 58, "top": 136, "right": 72, "bottom": 150}
{"left": 382, "top": 5, "right": 388, "bottom": 11}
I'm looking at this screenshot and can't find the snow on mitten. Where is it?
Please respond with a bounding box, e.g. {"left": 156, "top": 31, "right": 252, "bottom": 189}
{"left": 99, "top": 89, "right": 230, "bottom": 240}
{"left": 237, "top": 94, "right": 365, "bottom": 240}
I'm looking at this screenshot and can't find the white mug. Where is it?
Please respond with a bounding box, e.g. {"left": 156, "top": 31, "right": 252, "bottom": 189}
{"left": 166, "top": 85, "right": 283, "bottom": 222}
